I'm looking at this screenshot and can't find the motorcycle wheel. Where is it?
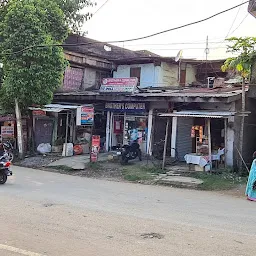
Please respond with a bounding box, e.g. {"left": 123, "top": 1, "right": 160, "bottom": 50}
{"left": 120, "top": 157, "right": 128, "bottom": 165}
{"left": 0, "top": 173, "right": 7, "bottom": 184}
{"left": 6, "top": 152, "right": 14, "bottom": 162}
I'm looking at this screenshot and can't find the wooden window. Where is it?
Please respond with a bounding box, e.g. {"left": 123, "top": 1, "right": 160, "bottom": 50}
{"left": 130, "top": 67, "right": 141, "bottom": 85}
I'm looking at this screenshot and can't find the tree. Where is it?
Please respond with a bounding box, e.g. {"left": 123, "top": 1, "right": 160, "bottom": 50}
{"left": 0, "top": 0, "right": 96, "bottom": 33}
{"left": 222, "top": 37, "right": 256, "bottom": 170}
{"left": 0, "top": 0, "right": 68, "bottom": 158}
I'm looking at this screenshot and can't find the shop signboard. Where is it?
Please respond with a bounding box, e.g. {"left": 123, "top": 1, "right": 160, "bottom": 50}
{"left": 105, "top": 102, "right": 147, "bottom": 113}
{"left": 1, "top": 126, "right": 14, "bottom": 138}
{"left": 100, "top": 78, "right": 138, "bottom": 93}
{"left": 76, "top": 105, "right": 94, "bottom": 126}
{"left": 91, "top": 135, "right": 100, "bottom": 162}
{"left": 32, "top": 110, "right": 46, "bottom": 116}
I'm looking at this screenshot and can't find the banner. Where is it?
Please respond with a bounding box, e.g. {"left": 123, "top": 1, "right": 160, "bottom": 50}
{"left": 100, "top": 78, "right": 138, "bottom": 93}
{"left": 91, "top": 135, "right": 100, "bottom": 162}
{"left": 76, "top": 106, "right": 94, "bottom": 126}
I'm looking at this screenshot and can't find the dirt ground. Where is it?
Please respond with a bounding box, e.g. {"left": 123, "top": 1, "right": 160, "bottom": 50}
{"left": 16, "top": 154, "right": 248, "bottom": 198}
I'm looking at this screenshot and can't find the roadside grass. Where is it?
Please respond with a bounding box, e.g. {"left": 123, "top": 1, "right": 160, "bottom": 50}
{"left": 121, "top": 165, "right": 165, "bottom": 182}
{"left": 189, "top": 170, "right": 248, "bottom": 191}
{"left": 48, "top": 165, "right": 75, "bottom": 172}
{"left": 87, "top": 162, "right": 103, "bottom": 170}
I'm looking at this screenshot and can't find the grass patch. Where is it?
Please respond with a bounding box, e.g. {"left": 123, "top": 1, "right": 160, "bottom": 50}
{"left": 48, "top": 165, "right": 74, "bottom": 172}
{"left": 189, "top": 170, "right": 247, "bottom": 191}
{"left": 87, "top": 162, "right": 102, "bottom": 169}
{"left": 121, "top": 165, "right": 164, "bottom": 182}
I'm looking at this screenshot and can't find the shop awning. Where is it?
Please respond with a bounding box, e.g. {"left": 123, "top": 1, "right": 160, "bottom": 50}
{"left": 158, "top": 110, "right": 236, "bottom": 119}
{"left": 29, "top": 104, "right": 93, "bottom": 113}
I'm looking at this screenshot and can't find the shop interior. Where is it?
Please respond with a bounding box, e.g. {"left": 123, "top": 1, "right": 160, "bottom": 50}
{"left": 191, "top": 118, "right": 225, "bottom": 155}
{"left": 110, "top": 114, "right": 148, "bottom": 154}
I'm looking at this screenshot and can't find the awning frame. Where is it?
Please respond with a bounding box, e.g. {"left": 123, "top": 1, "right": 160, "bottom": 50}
{"left": 158, "top": 110, "right": 236, "bottom": 119}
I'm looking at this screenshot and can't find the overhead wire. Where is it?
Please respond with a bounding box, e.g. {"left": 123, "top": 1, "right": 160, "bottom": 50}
{"left": 0, "top": 1, "right": 249, "bottom": 56}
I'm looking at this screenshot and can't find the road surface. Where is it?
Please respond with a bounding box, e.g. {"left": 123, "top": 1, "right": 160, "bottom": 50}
{"left": 0, "top": 166, "right": 255, "bottom": 256}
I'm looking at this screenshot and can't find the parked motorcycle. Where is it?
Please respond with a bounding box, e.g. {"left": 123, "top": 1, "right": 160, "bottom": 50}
{"left": 0, "top": 154, "right": 12, "bottom": 185}
{"left": 2, "top": 141, "right": 14, "bottom": 162}
{"left": 118, "top": 140, "right": 142, "bottom": 165}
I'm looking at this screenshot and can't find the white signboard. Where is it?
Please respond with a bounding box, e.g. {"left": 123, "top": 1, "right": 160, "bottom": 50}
{"left": 100, "top": 78, "right": 138, "bottom": 93}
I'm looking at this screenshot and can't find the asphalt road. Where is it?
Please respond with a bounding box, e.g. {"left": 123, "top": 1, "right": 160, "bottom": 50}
{"left": 0, "top": 166, "right": 255, "bottom": 256}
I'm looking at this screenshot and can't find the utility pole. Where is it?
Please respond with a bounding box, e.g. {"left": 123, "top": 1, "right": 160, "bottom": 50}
{"left": 205, "top": 35, "right": 209, "bottom": 86}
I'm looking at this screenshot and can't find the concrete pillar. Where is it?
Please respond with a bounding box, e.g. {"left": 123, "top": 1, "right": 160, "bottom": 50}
{"left": 105, "top": 111, "right": 111, "bottom": 151}
{"left": 147, "top": 108, "right": 153, "bottom": 155}
{"left": 226, "top": 117, "right": 235, "bottom": 167}
{"left": 171, "top": 115, "right": 178, "bottom": 157}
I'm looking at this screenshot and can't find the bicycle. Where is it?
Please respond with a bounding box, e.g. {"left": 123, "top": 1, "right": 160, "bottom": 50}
{"left": 147, "top": 139, "right": 179, "bottom": 168}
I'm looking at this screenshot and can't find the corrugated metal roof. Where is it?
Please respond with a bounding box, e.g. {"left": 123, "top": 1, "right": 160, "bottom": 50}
{"left": 159, "top": 111, "right": 236, "bottom": 118}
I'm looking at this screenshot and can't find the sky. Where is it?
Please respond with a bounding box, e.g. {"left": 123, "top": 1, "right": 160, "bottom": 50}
{"left": 82, "top": 0, "right": 256, "bottom": 60}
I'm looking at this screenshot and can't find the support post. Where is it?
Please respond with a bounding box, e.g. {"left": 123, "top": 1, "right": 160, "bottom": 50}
{"left": 15, "top": 98, "right": 24, "bottom": 159}
{"left": 105, "top": 111, "right": 111, "bottom": 152}
{"left": 171, "top": 115, "right": 178, "bottom": 158}
{"left": 64, "top": 112, "right": 69, "bottom": 157}
{"left": 109, "top": 112, "right": 113, "bottom": 150}
{"left": 162, "top": 118, "right": 170, "bottom": 170}
{"left": 207, "top": 118, "right": 212, "bottom": 170}
{"left": 224, "top": 118, "right": 228, "bottom": 168}
{"left": 147, "top": 108, "right": 153, "bottom": 155}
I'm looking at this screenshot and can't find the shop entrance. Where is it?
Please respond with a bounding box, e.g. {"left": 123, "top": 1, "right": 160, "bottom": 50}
{"left": 110, "top": 114, "right": 148, "bottom": 154}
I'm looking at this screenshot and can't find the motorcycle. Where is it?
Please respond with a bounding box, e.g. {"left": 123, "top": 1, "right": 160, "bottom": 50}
{"left": 0, "top": 154, "right": 12, "bottom": 185}
{"left": 118, "top": 139, "right": 142, "bottom": 165}
{"left": 2, "top": 141, "right": 14, "bottom": 162}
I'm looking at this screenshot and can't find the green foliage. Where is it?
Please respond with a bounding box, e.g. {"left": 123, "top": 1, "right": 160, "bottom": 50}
{"left": 0, "top": 0, "right": 96, "bottom": 33}
{"left": 0, "top": 0, "right": 69, "bottom": 111}
{"left": 221, "top": 37, "right": 256, "bottom": 78}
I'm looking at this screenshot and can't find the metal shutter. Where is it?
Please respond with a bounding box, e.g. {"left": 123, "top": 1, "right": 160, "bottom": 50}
{"left": 176, "top": 117, "right": 193, "bottom": 161}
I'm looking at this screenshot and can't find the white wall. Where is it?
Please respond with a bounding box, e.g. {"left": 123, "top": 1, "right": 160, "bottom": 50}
{"left": 114, "top": 63, "right": 161, "bottom": 88}
{"left": 114, "top": 62, "right": 197, "bottom": 88}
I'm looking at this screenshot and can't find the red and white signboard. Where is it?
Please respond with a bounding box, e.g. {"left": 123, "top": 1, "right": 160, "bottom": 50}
{"left": 1, "top": 126, "right": 15, "bottom": 138}
{"left": 90, "top": 135, "right": 100, "bottom": 162}
{"left": 100, "top": 78, "right": 138, "bottom": 93}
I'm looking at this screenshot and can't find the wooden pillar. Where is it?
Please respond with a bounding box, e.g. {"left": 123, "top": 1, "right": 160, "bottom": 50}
{"left": 162, "top": 118, "right": 170, "bottom": 170}
{"left": 207, "top": 118, "right": 212, "bottom": 170}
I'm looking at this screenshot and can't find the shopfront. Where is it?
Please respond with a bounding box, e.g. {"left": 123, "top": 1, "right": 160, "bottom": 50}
{"left": 105, "top": 102, "right": 149, "bottom": 154}
{"left": 159, "top": 110, "right": 236, "bottom": 169}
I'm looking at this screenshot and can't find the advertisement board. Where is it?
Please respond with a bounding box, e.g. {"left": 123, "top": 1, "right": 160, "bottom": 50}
{"left": 91, "top": 135, "right": 100, "bottom": 162}
{"left": 1, "top": 126, "right": 15, "bottom": 138}
{"left": 76, "top": 106, "right": 94, "bottom": 126}
{"left": 100, "top": 78, "right": 138, "bottom": 93}
{"left": 105, "top": 102, "right": 147, "bottom": 113}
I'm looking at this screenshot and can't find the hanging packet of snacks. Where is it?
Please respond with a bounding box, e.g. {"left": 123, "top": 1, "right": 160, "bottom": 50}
{"left": 199, "top": 126, "right": 203, "bottom": 143}
{"left": 191, "top": 126, "right": 195, "bottom": 138}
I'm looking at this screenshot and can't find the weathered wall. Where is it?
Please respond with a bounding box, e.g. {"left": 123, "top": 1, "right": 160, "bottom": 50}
{"left": 161, "top": 62, "right": 178, "bottom": 86}
{"left": 186, "top": 64, "right": 197, "bottom": 84}
{"left": 113, "top": 63, "right": 161, "bottom": 88}
{"left": 82, "top": 68, "right": 96, "bottom": 90}
{"left": 243, "top": 98, "right": 256, "bottom": 165}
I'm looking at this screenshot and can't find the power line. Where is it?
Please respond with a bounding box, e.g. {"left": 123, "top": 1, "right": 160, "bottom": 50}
{"left": 229, "top": 13, "right": 249, "bottom": 35}
{"left": 225, "top": 0, "right": 245, "bottom": 38}
{"left": 1, "top": 1, "right": 249, "bottom": 56}
{"left": 93, "top": 0, "right": 111, "bottom": 16}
